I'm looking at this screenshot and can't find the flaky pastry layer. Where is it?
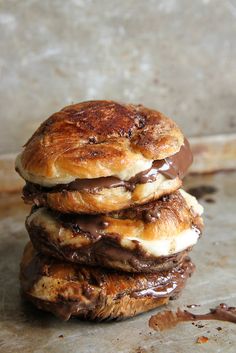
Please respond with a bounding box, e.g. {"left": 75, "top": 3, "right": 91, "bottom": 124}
{"left": 16, "top": 100, "right": 184, "bottom": 186}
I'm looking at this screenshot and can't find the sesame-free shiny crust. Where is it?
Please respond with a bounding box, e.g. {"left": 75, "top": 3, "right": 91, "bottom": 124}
{"left": 16, "top": 101, "right": 184, "bottom": 185}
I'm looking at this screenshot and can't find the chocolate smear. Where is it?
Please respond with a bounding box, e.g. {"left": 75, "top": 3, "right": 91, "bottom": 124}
{"left": 149, "top": 303, "right": 236, "bottom": 331}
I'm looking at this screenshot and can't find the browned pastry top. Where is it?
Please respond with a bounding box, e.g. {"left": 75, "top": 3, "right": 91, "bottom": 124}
{"left": 16, "top": 100, "right": 185, "bottom": 184}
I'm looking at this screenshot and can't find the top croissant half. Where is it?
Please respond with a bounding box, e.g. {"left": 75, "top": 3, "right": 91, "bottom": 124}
{"left": 15, "top": 100, "right": 193, "bottom": 214}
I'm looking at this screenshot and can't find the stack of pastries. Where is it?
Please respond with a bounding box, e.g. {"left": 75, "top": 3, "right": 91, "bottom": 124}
{"left": 16, "top": 100, "right": 203, "bottom": 321}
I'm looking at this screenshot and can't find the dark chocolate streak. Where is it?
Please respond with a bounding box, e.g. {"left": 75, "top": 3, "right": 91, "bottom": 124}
{"left": 24, "top": 138, "right": 192, "bottom": 195}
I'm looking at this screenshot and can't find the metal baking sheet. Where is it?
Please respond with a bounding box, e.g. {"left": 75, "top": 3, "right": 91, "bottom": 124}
{"left": 0, "top": 139, "right": 236, "bottom": 353}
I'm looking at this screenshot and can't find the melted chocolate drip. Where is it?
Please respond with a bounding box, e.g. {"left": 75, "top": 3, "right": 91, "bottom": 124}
{"left": 23, "top": 138, "right": 192, "bottom": 195}
{"left": 149, "top": 303, "right": 236, "bottom": 331}
{"left": 131, "top": 138, "right": 192, "bottom": 183}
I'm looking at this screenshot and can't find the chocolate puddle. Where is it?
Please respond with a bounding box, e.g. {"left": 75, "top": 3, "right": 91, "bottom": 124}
{"left": 149, "top": 303, "right": 236, "bottom": 331}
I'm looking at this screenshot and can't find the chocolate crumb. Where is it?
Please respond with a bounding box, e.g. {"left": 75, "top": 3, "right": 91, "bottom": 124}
{"left": 58, "top": 334, "right": 64, "bottom": 338}
{"left": 88, "top": 136, "right": 98, "bottom": 144}
{"left": 216, "top": 327, "right": 222, "bottom": 331}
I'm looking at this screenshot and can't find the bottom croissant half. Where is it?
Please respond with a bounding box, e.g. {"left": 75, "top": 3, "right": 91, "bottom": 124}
{"left": 20, "top": 242, "right": 195, "bottom": 321}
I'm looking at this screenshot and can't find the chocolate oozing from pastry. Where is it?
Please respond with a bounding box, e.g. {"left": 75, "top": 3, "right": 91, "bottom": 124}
{"left": 26, "top": 191, "right": 203, "bottom": 272}
{"left": 23, "top": 138, "right": 192, "bottom": 198}
{"left": 20, "top": 243, "right": 195, "bottom": 321}
{"left": 28, "top": 219, "right": 192, "bottom": 273}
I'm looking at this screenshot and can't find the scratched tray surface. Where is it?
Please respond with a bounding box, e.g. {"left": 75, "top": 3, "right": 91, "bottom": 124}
{"left": 0, "top": 172, "right": 235, "bottom": 353}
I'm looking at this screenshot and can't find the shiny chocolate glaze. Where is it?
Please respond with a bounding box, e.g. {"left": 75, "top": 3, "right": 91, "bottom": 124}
{"left": 23, "top": 138, "right": 192, "bottom": 197}
{"left": 21, "top": 252, "right": 194, "bottom": 321}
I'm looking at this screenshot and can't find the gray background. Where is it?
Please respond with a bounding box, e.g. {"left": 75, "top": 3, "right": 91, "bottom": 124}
{"left": 0, "top": 0, "right": 236, "bottom": 154}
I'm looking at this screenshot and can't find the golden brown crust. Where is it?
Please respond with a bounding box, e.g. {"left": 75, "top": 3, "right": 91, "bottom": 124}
{"left": 26, "top": 190, "right": 203, "bottom": 272}
{"left": 16, "top": 101, "right": 184, "bottom": 184}
{"left": 20, "top": 242, "right": 195, "bottom": 321}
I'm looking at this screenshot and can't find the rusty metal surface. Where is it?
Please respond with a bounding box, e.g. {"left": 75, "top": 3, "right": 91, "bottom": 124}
{"left": 0, "top": 167, "right": 236, "bottom": 352}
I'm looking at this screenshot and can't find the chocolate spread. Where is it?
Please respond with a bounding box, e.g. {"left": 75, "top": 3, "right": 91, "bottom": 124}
{"left": 23, "top": 138, "right": 192, "bottom": 195}
{"left": 27, "top": 218, "right": 193, "bottom": 273}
